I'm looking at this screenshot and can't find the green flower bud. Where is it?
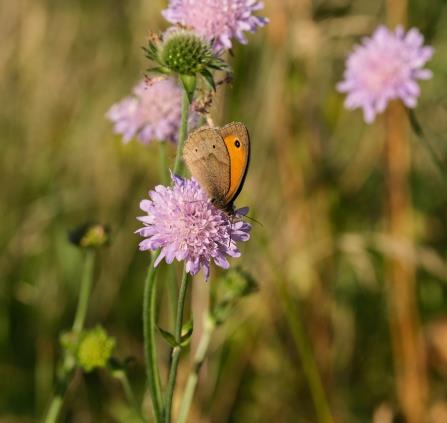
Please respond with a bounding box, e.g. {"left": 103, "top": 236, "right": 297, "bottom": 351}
{"left": 160, "top": 30, "right": 215, "bottom": 75}
{"left": 144, "top": 28, "right": 230, "bottom": 102}
{"left": 77, "top": 326, "right": 116, "bottom": 372}
{"left": 69, "top": 222, "right": 110, "bottom": 249}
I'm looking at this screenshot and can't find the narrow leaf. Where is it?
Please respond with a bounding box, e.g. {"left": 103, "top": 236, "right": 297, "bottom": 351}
{"left": 180, "top": 320, "right": 194, "bottom": 346}
{"left": 157, "top": 326, "right": 178, "bottom": 348}
{"left": 201, "top": 69, "right": 216, "bottom": 91}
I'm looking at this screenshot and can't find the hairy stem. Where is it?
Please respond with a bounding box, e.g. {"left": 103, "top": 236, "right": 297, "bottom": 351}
{"left": 143, "top": 252, "right": 163, "bottom": 422}
{"left": 173, "top": 90, "right": 189, "bottom": 175}
{"left": 164, "top": 266, "right": 189, "bottom": 423}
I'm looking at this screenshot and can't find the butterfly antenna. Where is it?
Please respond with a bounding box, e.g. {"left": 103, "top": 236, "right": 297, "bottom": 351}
{"left": 228, "top": 214, "right": 234, "bottom": 247}
{"left": 244, "top": 215, "right": 263, "bottom": 227}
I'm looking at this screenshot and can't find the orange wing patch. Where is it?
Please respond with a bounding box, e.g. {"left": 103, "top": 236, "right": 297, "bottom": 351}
{"left": 223, "top": 133, "right": 248, "bottom": 203}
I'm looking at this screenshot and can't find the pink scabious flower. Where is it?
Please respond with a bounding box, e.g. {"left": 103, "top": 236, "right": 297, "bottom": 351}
{"left": 337, "top": 26, "right": 434, "bottom": 124}
{"left": 106, "top": 78, "right": 197, "bottom": 144}
{"left": 136, "top": 175, "right": 251, "bottom": 280}
{"left": 162, "top": 0, "right": 268, "bottom": 51}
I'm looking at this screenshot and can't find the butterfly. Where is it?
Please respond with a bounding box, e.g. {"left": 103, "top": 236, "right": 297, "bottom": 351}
{"left": 183, "top": 122, "right": 250, "bottom": 214}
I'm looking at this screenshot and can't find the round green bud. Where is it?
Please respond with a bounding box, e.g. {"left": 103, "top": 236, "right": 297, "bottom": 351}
{"left": 77, "top": 326, "right": 116, "bottom": 372}
{"left": 69, "top": 222, "right": 110, "bottom": 249}
{"left": 160, "top": 30, "right": 214, "bottom": 75}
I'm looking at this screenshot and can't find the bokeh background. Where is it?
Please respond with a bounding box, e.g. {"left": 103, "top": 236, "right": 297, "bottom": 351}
{"left": 2, "top": 0, "right": 447, "bottom": 421}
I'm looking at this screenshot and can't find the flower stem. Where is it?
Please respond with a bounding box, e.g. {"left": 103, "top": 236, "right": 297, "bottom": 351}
{"left": 278, "top": 281, "right": 333, "bottom": 423}
{"left": 166, "top": 265, "right": 178, "bottom": 327}
{"left": 143, "top": 252, "right": 163, "bottom": 422}
{"left": 173, "top": 89, "right": 190, "bottom": 175}
{"left": 44, "top": 251, "right": 96, "bottom": 423}
{"left": 114, "top": 369, "right": 146, "bottom": 422}
{"left": 164, "top": 266, "right": 189, "bottom": 423}
{"left": 44, "top": 395, "right": 63, "bottom": 423}
{"left": 384, "top": 101, "right": 427, "bottom": 423}
{"left": 385, "top": 0, "right": 428, "bottom": 418}
{"left": 73, "top": 250, "right": 95, "bottom": 334}
{"left": 159, "top": 141, "right": 169, "bottom": 185}
{"left": 176, "top": 314, "right": 215, "bottom": 423}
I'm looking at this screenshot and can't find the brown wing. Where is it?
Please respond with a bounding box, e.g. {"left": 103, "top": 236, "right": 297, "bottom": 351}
{"left": 183, "top": 127, "right": 231, "bottom": 203}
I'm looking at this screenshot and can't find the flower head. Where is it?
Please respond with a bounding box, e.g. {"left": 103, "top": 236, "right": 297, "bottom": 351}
{"left": 69, "top": 222, "right": 110, "bottom": 249}
{"left": 162, "top": 0, "right": 268, "bottom": 52}
{"left": 77, "top": 327, "right": 116, "bottom": 372}
{"left": 106, "top": 77, "right": 198, "bottom": 144}
{"left": 337, "top": 26, "right": 434, "bottom": 123}
{"left": 144, "top": 29, "right": 228, "bottom": 100}
{"left": 136, "top": 175, "right": 251, "bottom": 280}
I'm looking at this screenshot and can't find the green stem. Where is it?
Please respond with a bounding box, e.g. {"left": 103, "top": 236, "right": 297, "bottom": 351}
{"left": 173, "top": 90, "right": 190, "bottom": 176}
{"left": 115, "top": 370, "right": 146, "bottom": 422}
{"left": 159, "top": 141, "right": 169, "bottom": 185}
{"left": 143, "top": 252, "right": 163, "bottom": 422}
{"left": 44, "top": 251, "right": 96, "bottom": 423}
{"left": 176, "top": 314, "right": 215, "bottom": 423}
{"left": 279, "top": 282, "right": 333, "bottom": 423}
{"left": 44, "top": 395, "right": 63, "bottom": 423}
{"left": 166, "top": 265, "right": 178, "bottom": 328}
{"left": 164, "top": 266, "right": 189, "bottom": 423}
{"left": 73, "top": 251, "right": 95, "bottom": 334}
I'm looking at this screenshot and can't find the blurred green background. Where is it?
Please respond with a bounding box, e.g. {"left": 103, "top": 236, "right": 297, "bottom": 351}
{"left": 2, "top": 0, "right": 447, "bottom": 421}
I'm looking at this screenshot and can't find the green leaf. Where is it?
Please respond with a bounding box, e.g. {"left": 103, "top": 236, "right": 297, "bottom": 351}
{"left": 157, "top": 326, "right": 178, "bottom": 348}
{"left": 208, "top": 59, "right": 230, "bottom": 72}
{"left": 180, "top": 320, "right": 194, "bottom": 347}
{"left": 201, "top": 68, "right": 216, "bottom": 91}
{"left": 146, "top": 66, "right": 172, "bottom": 75}
{"left": 182, "top": 319, "right": 193, "bottom": 334}
{"left": 180, "top": 74, "right": 197, "bottom": 103}
{"left": 142, "top": 42, "right": 158, "bottom": 60}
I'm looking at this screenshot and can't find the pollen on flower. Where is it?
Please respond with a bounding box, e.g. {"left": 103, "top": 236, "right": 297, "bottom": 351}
{"left": 135, "top": 175, "right": 251, "bottom": 280}
{"left": 337, "top": 26, "right": 434, "bottom": 124}
{"left": 162, "top": 0, "right": 268, "bottom": 52}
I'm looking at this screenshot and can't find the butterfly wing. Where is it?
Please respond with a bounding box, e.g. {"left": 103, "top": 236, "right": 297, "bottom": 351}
{"left": 218, "top": 122, "right": 250, "bottom": 205}
{"left": 183, "top": 127, "right": 231, "bottom": 204}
